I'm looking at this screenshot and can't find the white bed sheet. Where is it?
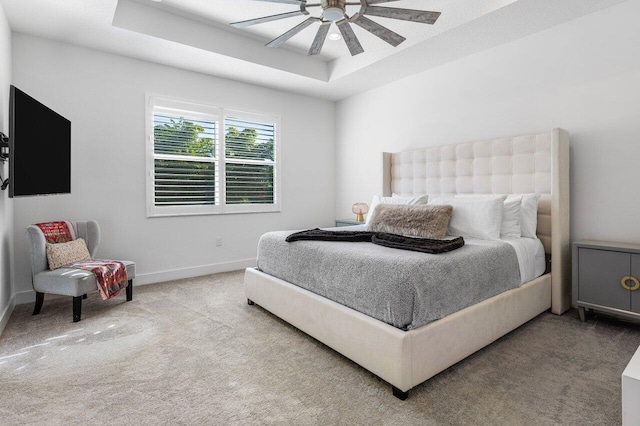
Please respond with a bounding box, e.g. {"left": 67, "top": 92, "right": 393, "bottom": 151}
{"left": 334, "top": 224, "right": 545, "bottom": 285}
{"left": 501, "top": 237, "right": 546, "bottom": 284}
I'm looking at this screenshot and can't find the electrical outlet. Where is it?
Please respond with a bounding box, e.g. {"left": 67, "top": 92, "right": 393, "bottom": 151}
{"left": 215, "top": 236, "right": 223, "bottom": 247}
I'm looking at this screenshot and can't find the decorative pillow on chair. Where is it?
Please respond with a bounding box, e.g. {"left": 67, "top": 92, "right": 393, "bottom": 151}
{"left": 368, "top": 204, "right": 453, "bottom": 239}
{"left": 46, "top": 238, "right": 91, "bottom": 270}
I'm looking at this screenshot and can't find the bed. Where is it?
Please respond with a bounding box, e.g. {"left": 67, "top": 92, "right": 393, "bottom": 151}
{"left": 244, "top": 128, "right": 571, "bottom": 399}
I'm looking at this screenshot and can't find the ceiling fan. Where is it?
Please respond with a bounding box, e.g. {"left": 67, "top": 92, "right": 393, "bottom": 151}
{"left": 230, "top": 0, "right": 441, "bottom": 56}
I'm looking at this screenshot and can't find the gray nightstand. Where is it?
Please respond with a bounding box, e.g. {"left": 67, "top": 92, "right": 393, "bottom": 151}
{"left": 335, "top": 219, "right": 365, "bottom": 227}
{"left": 573, "top": 240, "right": 640, "bottom": 322}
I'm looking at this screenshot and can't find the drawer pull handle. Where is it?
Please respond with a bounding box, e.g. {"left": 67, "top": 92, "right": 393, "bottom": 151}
{"left": 621, "top": 276, "right": 640, "bottom": 291}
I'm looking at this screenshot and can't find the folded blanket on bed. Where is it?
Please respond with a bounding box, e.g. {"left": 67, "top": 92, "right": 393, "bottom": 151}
{"left": 372, "top": 233, "right": 464, "bottom": 254}
{"left": 286, "top": 229, "right": 373, "bottom": 242}
{"left": 285, "top": 229, "right": 464, "bottom": 254}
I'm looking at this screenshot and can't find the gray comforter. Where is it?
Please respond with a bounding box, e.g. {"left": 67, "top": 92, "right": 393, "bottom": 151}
{"left": 256, "top": 227, "right": 521, "bottom": 330}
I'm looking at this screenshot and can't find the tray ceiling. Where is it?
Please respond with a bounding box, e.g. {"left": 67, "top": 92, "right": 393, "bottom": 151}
{"left": 0, "top": 0, "right": 630, "bottom": 100}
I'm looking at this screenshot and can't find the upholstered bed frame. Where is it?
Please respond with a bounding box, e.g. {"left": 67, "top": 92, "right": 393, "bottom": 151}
{"left": 244, "top": 128, "right": 570, "bottom": 399}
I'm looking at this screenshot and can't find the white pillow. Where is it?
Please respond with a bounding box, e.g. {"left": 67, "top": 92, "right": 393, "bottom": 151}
{"left": 456, "top": 194, "right": 521, "bottom": 238}
{"left": 507, "top": 193, "right": 540, "bottom": 238}
{"left": 429, "top": 195, "right": 507, "bottom": 240}
{"left": 366, "top": 194, "right": 429, "bottom": 226}
{"left": 501, "top": 196, "right": 522, "bottom": 238}
{"left": 392, "top": 193, "right": 429, "bottom": 203}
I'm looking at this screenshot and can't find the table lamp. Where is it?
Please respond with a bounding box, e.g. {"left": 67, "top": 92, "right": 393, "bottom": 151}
{"left": 352, "top": 202, "right": 369, "bottom": 222}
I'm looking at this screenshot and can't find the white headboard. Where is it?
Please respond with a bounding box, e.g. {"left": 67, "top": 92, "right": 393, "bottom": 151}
{"left": 382, "top": 128, "right": 570, "bottom": 314}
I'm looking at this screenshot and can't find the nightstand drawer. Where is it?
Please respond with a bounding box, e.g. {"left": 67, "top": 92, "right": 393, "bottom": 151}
{"left": 632, "top": 255, "right": 640, "bottom": 314}
{"left": 578, "top": 248, "right": 631, "bottom": 310}
{"left": 573, "top": 240, "right": 640, "bottom": 322}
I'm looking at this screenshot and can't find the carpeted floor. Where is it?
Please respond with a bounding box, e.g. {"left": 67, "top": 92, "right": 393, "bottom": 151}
{"left": 1, "top": 270, "right": 639, "bottom": 425}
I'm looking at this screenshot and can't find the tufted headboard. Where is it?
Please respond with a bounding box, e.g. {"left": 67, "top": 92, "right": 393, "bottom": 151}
{"left": 382, "top": 128, "right": 570, "bottom": 314}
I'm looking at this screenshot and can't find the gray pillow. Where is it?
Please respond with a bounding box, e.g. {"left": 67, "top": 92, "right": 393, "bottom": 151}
{"left": 368, "top": 204, "right": 453, "bottom": 239}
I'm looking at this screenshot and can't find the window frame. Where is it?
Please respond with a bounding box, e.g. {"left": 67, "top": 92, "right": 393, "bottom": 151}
{"left": 145, "top": 94, "right": 281, "bottom": 217}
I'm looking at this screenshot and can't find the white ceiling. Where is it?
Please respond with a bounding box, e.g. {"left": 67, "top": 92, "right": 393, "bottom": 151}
{"left": 0, "top": 0, "right": 629, "bottom": 101}
{"left": 147, "top": 0, "right": 516, "bottom": 62}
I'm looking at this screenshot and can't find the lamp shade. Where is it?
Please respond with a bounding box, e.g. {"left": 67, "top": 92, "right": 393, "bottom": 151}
{"left": 352, "top": 202, "right": 369, "bottom": 222}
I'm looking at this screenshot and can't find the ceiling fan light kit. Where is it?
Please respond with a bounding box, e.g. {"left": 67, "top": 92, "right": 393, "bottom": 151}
{"left": 230, "top": 0, "right": 441, "bottom": 56}
{"left": 322, "top": 0, "right": 346, "bottom": 21}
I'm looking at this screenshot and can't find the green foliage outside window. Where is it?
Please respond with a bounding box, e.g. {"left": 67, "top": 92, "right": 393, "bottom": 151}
{"left": 153, "top": 117, "right": 274, "bottom": 206}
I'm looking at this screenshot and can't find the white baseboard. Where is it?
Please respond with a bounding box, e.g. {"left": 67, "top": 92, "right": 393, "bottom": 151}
{"left": 11, "top": 258, "right": 257, "bottom": 306}
{"left": 133, "top": 258, "right": 256, "bottom": 286}
{"left": 15, "top": 289, "right": 37, "bottom": 305}
{"left": 125, "top": 258, "right": 257, "bottom": 286}
{"left": 0, "top": 296, "right": 15, "bottom": 337}
{"left": 15, "top": 290, "right": 65, "bottom": 305}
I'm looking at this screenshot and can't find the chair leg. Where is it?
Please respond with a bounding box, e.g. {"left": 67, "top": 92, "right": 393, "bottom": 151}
{"left": 32, "top": 292, "right": 44, "bottom": 315}
{"left": 126, "top": 279, "right": 133, "bottom": 302}
{"left": 73, "top": 296, "right": 82, "bottom": 323}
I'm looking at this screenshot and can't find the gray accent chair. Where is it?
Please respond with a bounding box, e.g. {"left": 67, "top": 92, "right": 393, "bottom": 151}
{"left": 26, "top": 220, "right": 136, "bottom": 322}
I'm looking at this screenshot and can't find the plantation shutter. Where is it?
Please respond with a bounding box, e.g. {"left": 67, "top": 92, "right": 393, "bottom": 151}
{"left": 147, "top": 96, "right": 280, "bottom": 217}
{"left": 152, "top": 107, "right": 220, "bottom": 208}
{"left": 224, "top": 116, "right": 276, "bottom": 205}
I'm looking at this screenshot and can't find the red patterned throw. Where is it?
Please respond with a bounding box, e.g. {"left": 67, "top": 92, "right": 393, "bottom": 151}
{"left": 36, "top": 221, "right": 74, "bottom": 244}
{"left": 36, "top": 221, "right": 128, "bottom": 300}
{"left": 67, "top": 259, "right": 129, "bottom": 300}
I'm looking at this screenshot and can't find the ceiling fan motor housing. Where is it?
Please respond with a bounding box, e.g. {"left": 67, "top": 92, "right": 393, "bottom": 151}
{"left": 322, "top": 0, "right": 346, "bottom": 22}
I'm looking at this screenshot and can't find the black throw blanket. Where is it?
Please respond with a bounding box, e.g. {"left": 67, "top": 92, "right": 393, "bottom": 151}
{"left": 285, "top": 229, "right": 464, "bottom": 254}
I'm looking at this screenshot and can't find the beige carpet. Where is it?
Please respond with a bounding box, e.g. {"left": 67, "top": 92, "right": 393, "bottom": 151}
{"left": 1, "top": 270, "right": 639, "bottom": 425}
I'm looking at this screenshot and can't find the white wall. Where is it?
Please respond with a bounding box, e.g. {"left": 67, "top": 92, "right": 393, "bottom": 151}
{"left": 336, "top": 0, "right": 640, "bottom": 244}
{"left": 0, "top": 2, "right": 13, "bottom": 334}
{"left": 12, "top": 34, "right": 335, "bottom": 302}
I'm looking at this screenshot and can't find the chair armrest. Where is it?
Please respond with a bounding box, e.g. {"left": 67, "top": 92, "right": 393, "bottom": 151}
{"left": 26, "top": 225, "right": 48, "bottom": 276}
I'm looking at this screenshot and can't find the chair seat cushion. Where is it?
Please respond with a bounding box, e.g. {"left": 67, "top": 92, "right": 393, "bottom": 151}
{"left": 33, "top": 261, "right": 136, "bottom": 297}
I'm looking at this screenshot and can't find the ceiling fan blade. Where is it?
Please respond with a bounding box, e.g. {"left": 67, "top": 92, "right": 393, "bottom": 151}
{"left": 364, "top": 6, "right": 441, "bottom": 24}
{"left": 366, "top": 0, "right": 402, "bottom": 4}
{"left": 309, "top": 22, "right": 331, "bottom": 55}
{"left": 336, "top": 19, "right": 364, "bottom": 56}
{"left": 351, "top": 14, "right": 405, "bottom": 47}
{"left": 231, "top": 10, "right": 309, "bottom": 28}
{"left": 266, "top": 17, "right": 318, "bottom": 47}
{"left": 249, "top": 0, "right": 303, "bottom": 4}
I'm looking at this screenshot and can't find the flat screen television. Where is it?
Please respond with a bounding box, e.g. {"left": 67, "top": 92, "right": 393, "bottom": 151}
{"left": 9, "top": 85, "right": 71, "bottom": 197}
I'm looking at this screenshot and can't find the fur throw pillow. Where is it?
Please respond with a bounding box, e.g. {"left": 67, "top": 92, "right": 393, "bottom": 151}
{"left": 46, "top": 238, "right": 91, "bottom": 270}
{"left": 368, "top": 204, "right": 453, "bottom": 239}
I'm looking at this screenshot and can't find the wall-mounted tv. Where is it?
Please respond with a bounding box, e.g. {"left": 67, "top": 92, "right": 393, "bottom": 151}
{"left": 9, "top": 85, "right": 71, "bottom": 197}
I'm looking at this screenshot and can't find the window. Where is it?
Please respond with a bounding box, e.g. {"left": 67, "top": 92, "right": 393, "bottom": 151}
{"left": 146, "top": 95, "right": 280, "bottom": 217}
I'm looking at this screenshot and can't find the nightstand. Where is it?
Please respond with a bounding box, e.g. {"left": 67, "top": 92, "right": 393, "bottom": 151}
{"left": 335, "top": 219, "right": 365, "bottom": 227}
{"left": 573, "top": 240, "right": 640, "bottom": 322}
